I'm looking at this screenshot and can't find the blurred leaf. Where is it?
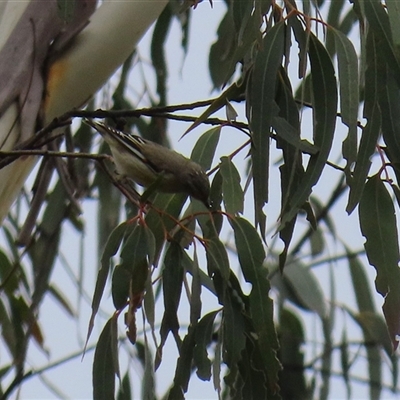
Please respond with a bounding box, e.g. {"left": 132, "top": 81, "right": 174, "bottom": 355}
{"left": 359, "top": 174, "right": 400, "bottom": 350}
{"left": 278, "top": 308, "right": 307, "bottom": 400}
{"left": 386, "top": 0, "right": 400, "bottom": 46}
{"left": 142, "top": 335, "right": 156, "bottom": 400}
{"left": 220, "top": 156, "right": 243, "bottom": 215}
{"left": 95, "top": 145, "right": 122, "bottom": 261}
{"left": 93, "top": 316, "right": 118, "bottom": 400}
{"left": 249, "top": 21, "right": 285, "bottom": 236}
{"left": 209, "top": 9, "right": 236, "bottom": 88}
{"left": 117, "top": 371, "right": 131, "bottom": 400}
{"left": 57, "top": 0, "right": 75, "bottom": 23}
{"left": 340, "top": 329, "right": 351, "bottom": 399}
{"left": 271, "top": 260, "right": 328, "bottom": 318}
{"left": 346, "top": 252, "right": 383, "bottom": 399}
{"left": 190, "top": 249, "right": 202, "bottom": 326}
{"left": 347, "top": 252, "right": 376, "bottom": 313}
{"left": 225, "top": 99, "right": 238, "bottom": 121}
{"left": 309, "top": 228, "right": 325, "bottom": 257}
{"left": 48, "top": 285, "right": 75, "bottom": 318}
{"left": 151, "top": 4, "right": 172, "bottom": 106}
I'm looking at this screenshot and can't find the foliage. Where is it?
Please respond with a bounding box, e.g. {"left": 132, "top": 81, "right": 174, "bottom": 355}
{"left": 1, "top": 0, "right": 400, "bottom": 399}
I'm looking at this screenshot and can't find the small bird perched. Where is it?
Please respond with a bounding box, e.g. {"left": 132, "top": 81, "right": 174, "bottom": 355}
{"left": 84, "top": 119, "right": 210, "bottom": 207}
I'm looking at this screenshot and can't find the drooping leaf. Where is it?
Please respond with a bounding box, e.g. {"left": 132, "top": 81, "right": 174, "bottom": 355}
{"left": 142, "top": 334, "right": 156, "bottom": 400}
{"left": 230, "top": 217, "right": 281, "bottom": 392}
{"left": 167, "top": 326, "right": 196, "bottom": 399}
{"left": 220, "top": 156, "right": 244, "bottom": 215}
{"left": 190, "top": 126, "right": 221, "bottom": 171}
{"left": 151, "top": 4, "right": 172, "bottom": 106}
{"left": 331, "top": 27, "right": 359, "bottom": 169}
{"left": 280, "top": 32, "right": 338, "bottom": 228}
{"left": 249, "top": 21, "right": 285, "bottom": 236}
{"left": 117, "top": 371, "right": 132, "bottom": 400}
{"left": 205, "top": 236, "right": 230, "bottom": 281}
{"left": 156, "top": 241, "right": 184, "bottom": 369}
{"left": 359, "top": 174, "right": 400, "bottom": 349}
{"left": 364, "top": 0, "right": 400, "bottom": 86}
{"left": 386, "top": 0, "right": 400, "bottom": 46}
{"left": 93, "top": 316, "right": 119, "bottom": 400}
{"left": 87, "top": 222, "right": 127, "bottom": 345}
{"left": 193, "top": 310, "right": 219, "bottom": 381}
{"left": 278, "top": 308, "right": 307, "bottom": 400}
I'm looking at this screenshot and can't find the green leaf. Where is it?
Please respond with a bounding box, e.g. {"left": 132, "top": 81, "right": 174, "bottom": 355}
{"left": 142, "top": 335, "right": 156, "bottom": 400}
{"left": 222, "top": 281, "right": 246, "bottom": 368}
{"left": 190, "top": 250, "right": 202, "bottom": 326}
{"left": 272, "top": 115, "right": 318, "bottom": 154}
{"left": 205, "top": 236, "right": 230, "bottom": 281}
{"left": 111, "top": 265, "right": 131, "bottom": 310}
{"left": 364, "top": 0, "right": 400, "bottom": 86}
{"left": 331, "top": 27, "right": 359, "bottom": 168}
{"left": 168, "top": 327, "right": 196, "bottom": 399}
{"left": 151, "top": 4, "right": 172, "bottom": 105}
{"left": 57, "top": 0, "right": 75, "bottom": 23}
{"left": 117, "top": 371, "right": 132, "bottom": 400}
{"left": 346, "top": 105, "right": 381, "bottom": 214}
{"left": 278, "top": 308, "right": 307, "bottom": 400}
{"left": 87, "top": 222, "right": 127, "bottom": 344}
{"left": 230, "top": 217, "right": 281, "bottom": 391}
{"left": 190, "top": 126, "right": 221, "bottom": 171}
{"left": 182, "top": 81, "right": 245, "bottom": 137}
{"left": 386, "top": 0, "right": 400, "bottom": 46}
{"left": 347, "top": 251, "right": 376, "bottom": 313}
{"left": 249, "top": 21, "right": 285, "bottom": 235}
{"left": 280, "top": 32, "right": 337, "bottom": 228}
{"left": 220, "top": 156, "right": 244, "bottom": 215}
{"left": 157, "top": 242, "right": 184, "bottom": 369}
{"left": 276, "top": 260, "right": 328, "bottom": 318}
{"left": 93, "top": 316, "right": 119, "bottom": 400}
{"left": 120, "top": 223, "right": 155, "bottom": 272}
{"left": 359, "top": 174, "right": 400, "bottom": 349}
{"left": 194, "top": 310, "right": 219, "bottom": 381}
{"left": 209, "top": 9, "right": 237, "bottom": 88}
{"left": 346, "top": 252, "right": 384, "bottom": 399}
{"left": 340, "top": 330, "right": 351, "bottom": 399}
{"left": 378, "top": 65, "right": 400, "bottom": 163}
{"left": 145, "top": 192, "right": 187, "bottom": 261}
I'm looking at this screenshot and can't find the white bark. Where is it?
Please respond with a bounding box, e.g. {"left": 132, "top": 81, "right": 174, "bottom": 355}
{"left": 0, "top": 0, "right": 168, "bottom": 222}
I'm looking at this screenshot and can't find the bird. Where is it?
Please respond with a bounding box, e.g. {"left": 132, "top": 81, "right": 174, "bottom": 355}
{"left": 84, "top": 119, "right": 210, "bottom": 207}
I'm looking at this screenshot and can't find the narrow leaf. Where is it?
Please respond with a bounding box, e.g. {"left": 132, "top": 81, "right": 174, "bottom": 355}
{"left": 359, "top": 174, "right": 400, "bottom": 349}
{"left": 93, "top": 316, "right": 118, "bottom": 400}
{"left": 249, "top": 21, "right": 285, "bottom": 235}
{"left": 230, "top": 217, "right": 281, "bottom": 391}
{"left": 220, "top": 156, "right": 244, "bottom": 215}
{"left": 280, "top": 33, "right": 337, "bottom": 228}
{"left": 331, "top": 27, "right": 359, "bottom": 167}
